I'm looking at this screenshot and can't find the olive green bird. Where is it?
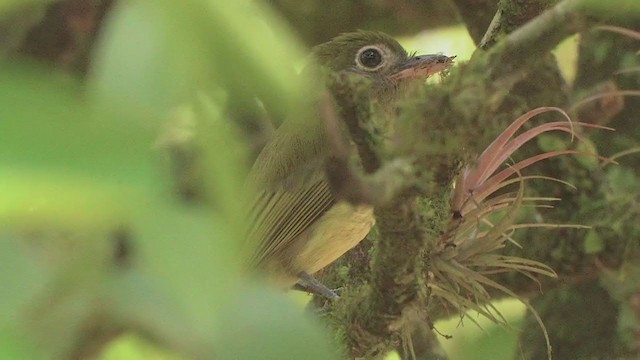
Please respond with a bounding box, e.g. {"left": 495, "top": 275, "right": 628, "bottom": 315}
{"left": 245, "top": 31, "right": 454, "bottom": 297}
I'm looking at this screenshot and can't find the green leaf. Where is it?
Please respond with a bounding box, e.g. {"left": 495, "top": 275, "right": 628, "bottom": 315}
{"left": 575, "top": 139, "right": 599, "bottom": 170}
{"left": 89, "top": 0, "right": 214, "bottom": 116}
{"left": 606, "top": 166, "right": 638, "bottom": 194}
{"left": 0, "top": 328, "right": 43, "bottom": 360}
{"left": 583, "top": 229, "right": 604, "bottom": 254}
{"left": 203, "top": 0, "right": 308, "bottom": 120}
{"left": 134, "top": 203, "right": 241, "bottom": 335}
{"left": 109, "top": 272, "right": 210, "bottom": 356}
{"left": 101, "top": 333, "right": 181, "bottom": 360}
{"left": 192, "top": 94, "right": 250, "bottom": 233}
{"left": 0, "top": 60, "right": 167, "bottom": 358}
{"left": 536, "top": 134, "right": 566, "bottom": 153}
{"left": 127, "top": 96, "right": 249, "bottom": 336}
{"left": 89, "top": 0, "right": 307, "bottom": 119}
{"left": 213, "top": 286, "right": 340, "bottom": 360}
{"left": 0, "top": 235, "right": 48, "bottom": 327}
{"left": 0, "top": 61, "right": 158, "bottom": 185}
{"left": 0, "top": 60, "right": 160, "bottom": 261}
{"left": 0, "top": 228, "right": 115, "bottom": 359}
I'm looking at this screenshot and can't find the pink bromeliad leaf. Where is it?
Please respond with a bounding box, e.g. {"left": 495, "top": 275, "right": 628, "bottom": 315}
{"left": 452, "top": 107, "right": 614, "bottom": 214}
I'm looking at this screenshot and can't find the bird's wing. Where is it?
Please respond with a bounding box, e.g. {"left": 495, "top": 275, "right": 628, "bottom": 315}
{"left": 245, "top": 117, "right": 336, "bottom": 269}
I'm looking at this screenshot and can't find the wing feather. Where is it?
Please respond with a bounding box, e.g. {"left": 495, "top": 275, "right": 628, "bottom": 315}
{"left": 245, "top": 115, "right": 336, "bottom": 269}
{"left": 248, "top": 174, "right": 335, "bottom": 267}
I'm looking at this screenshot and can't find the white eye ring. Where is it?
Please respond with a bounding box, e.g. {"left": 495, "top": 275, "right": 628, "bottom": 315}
{"left": 355, "top": 45, "right": 386, "bottom": 72}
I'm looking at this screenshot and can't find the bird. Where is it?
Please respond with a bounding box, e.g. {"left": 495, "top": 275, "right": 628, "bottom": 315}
{"left": 244, "top": 31, "right": 454, "bottom": 298}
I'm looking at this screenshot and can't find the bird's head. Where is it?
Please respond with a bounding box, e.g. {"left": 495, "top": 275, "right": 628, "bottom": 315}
{"left": 312, "top": 31, "right": 454, "bottom": 97}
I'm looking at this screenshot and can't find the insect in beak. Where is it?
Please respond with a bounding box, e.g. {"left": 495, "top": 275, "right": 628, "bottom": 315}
{"left": 391, "top": 54, "right": 456, "bottom": 80}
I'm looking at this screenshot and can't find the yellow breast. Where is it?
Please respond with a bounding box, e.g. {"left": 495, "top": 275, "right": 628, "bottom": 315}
{"left": 293, "top": 202, "right": 375, "bottom": 275}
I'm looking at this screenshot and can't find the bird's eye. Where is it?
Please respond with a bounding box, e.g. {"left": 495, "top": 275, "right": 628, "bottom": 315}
{"left": 356, "top": 47, "right": 384, "bottom": 70}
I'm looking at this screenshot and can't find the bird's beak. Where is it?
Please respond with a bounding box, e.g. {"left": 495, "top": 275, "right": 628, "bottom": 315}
{"left": 390, "top": 54, "right": 456, "bottom": 80}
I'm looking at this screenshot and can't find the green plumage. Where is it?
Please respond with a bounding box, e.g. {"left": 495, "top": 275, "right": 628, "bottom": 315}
{"left": 245, "top": 31, "right": 453, "bottom": 288}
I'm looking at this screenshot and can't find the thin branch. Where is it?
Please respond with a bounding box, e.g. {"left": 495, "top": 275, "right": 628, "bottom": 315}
{"left": 450, "top": 0, "right": 497, "bottom": 45}
{"left": 483, "top": 0, "right": 590, "bottom": 90}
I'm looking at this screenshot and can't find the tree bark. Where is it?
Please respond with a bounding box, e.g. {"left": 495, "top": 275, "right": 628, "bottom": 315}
{"left": 316, "top": 0, "right": 640, "bottom": 358}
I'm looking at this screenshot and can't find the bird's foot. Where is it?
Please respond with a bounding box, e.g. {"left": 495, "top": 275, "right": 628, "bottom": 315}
{"left": 293, "top": 271, "right": 340, "bottom": 300}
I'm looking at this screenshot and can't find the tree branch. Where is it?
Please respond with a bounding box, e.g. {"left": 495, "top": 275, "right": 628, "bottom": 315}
{"left": 316, "top": 0, "right": 633, "bottom": 358}
{"left": 450, "top": 0, "right": 497, "bottom": 45}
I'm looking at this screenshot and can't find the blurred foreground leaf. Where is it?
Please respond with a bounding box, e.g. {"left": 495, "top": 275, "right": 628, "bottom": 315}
{"left": 214, "top": 286, "right": 340, "bottom": 360}
{"left": 0, "top": 0, "right": 330, "bottom": 358}
{"left": 90, "top": 0, "right": 307, "bottom": 119}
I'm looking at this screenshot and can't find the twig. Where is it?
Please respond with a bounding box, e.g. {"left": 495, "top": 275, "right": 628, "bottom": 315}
{"left": 483, "top": 0, "right": 590, "bottom": 90}
{"left": 479, "top": 8, "right": 503, "bottom": 49}
{"left": 450, "top": 0, "right": 497, "bottom": 45}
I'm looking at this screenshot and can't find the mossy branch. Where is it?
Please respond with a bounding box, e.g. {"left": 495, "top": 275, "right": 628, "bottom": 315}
{"left": 318, "top": 0, "right": 634, "bottom": 358}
